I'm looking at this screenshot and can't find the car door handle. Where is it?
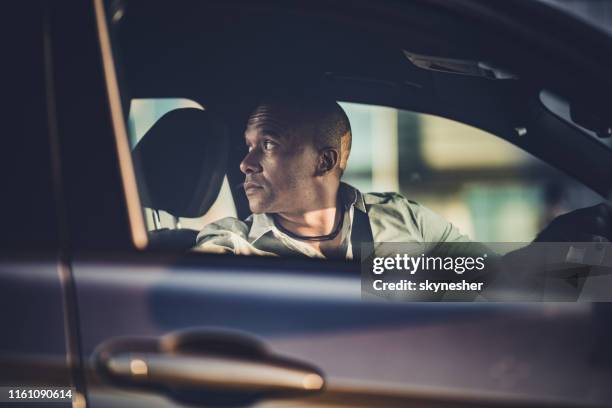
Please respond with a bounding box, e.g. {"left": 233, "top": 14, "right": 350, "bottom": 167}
{"left": 103, "top": 352, "right": 324, "bottom": 393}
{"left": 94, "top": 329, "right": 325, "bottom": 405}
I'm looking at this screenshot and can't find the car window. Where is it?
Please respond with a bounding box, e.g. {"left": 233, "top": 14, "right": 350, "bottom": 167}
{"left": 127, "top": 97, "right": 602, "bottom": 252}
{"left": 341, "top": 102, "right": 602, "bottom": 243}
{"left": 102, "top": 1, "right": 608, "bottom": 257}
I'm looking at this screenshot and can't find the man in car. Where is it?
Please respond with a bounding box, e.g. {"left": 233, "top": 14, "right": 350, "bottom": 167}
{"left": 195, "top": 93, "right": 491, "bottom": 259}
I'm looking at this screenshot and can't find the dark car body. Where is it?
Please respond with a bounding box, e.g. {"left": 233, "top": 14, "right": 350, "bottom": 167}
{"left": 2, "top": 1, "right": 612, "bottom": 407}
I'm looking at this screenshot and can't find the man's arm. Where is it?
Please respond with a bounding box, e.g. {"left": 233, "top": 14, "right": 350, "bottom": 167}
{"left": 194, "top": 217, "right": 248, "bottom": 254}
{"left": 194, "top": 217, "right": 278, "bottom": 256}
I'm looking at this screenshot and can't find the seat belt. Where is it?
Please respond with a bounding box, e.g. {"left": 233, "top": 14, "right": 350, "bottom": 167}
{"left": 351, "top": 208, "right": 374, "bottom": 261}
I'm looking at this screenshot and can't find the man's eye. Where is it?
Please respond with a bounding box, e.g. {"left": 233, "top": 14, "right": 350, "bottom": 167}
{"left": 262, "top": 140, "right": 277, "bottom": 150}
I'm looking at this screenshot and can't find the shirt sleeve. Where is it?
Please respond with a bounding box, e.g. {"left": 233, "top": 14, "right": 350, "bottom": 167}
{"left": 194, "top": 217, "right": 278, "bottom": 256}
{"left": 406, "top": 200, "right": 470, "bottom": 243}
{"left": 194, "top": 217, "right": 249, "bottom": 254}
{"left": 404, "top": 199, "right": 494, "bottom": 258}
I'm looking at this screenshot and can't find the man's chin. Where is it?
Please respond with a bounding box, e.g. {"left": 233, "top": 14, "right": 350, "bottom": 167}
{"left": 247, "top": 200, "right": 269, "bottom": 214}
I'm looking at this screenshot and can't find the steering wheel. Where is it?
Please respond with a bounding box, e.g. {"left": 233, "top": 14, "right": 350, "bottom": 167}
{"left": 534, "top": 202, "right": 612, "bottom": 243}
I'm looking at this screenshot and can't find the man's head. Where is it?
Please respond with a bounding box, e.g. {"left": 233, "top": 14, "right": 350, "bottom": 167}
{"left": 240, "top": 93, "right": 352, "bottom": 214}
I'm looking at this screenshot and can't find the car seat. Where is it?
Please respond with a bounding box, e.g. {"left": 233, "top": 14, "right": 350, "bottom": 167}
{"left": 132, "top": 108, "right": 229, "bottom": 250}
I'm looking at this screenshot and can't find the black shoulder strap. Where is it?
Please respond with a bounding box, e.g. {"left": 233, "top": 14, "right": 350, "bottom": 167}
{"left": 351, "top": 208, "right": 374, "bottom": 261}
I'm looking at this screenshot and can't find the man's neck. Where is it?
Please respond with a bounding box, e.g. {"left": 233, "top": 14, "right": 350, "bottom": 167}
{"left": 274, "top": 204, "right": 341, "bottom": 237}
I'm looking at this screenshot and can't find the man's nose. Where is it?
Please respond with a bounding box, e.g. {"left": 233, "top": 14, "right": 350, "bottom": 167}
{"left": 240, "top": 149, "right": 262, "bottom": 175}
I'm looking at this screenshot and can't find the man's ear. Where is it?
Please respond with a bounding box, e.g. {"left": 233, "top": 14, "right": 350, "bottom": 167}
{"left": 316, "top": 148, "right": 339, "bottom": 175}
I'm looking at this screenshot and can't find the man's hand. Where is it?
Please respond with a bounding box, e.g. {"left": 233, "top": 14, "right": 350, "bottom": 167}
{"left": 535, "top": 202, "right": 612, "bottom": 242}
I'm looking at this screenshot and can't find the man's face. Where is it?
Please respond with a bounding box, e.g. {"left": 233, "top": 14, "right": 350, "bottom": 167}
{"left": 240, "top": 105, "right": 320, "bottom": 214}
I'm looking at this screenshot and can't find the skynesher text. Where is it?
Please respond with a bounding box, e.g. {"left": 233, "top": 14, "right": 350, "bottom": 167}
{"left": 373, "top": 279, "right": 484, "bottom": 292}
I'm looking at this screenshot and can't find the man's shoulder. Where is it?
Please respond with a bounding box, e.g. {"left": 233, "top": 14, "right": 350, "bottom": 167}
{"left": 361, "top": 190, "right": 451, "bottom": 223}
{"left": 196, "top": 216, "right": 251, "bottom": 242}
{"left": 342, "top": 183, "right": 427, "bottom": 221}
{"left": 340, "top": 182, "right": 418, "bottom": 211}
{"left": 362, "top": 188, "right": 460, "bottom": 229}
{"left": 194, "top": 215, "right": 279, "bottom": 256}
{"left": 361, "top": 190, "right": 420, "bottom": 209}
{"left": 360, "top": 188, "right": 472, "bottom": 244}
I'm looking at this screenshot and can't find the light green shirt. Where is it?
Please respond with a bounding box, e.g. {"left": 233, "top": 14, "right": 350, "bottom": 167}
{"left": 195, "top": 183, "right": 486, "bottom": 259}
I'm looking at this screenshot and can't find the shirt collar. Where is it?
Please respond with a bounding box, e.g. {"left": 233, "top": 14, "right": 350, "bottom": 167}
{"left": 247, "top": 182, "right": 365, "bottom": 243}
{"left": 247, "top": 213, "right": 275, "bottom": 243}
{"left": 339, "top": 182, "right": 366, "bottom": 213}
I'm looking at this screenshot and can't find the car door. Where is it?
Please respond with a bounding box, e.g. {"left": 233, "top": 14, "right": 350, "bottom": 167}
{"left": 48, "top": 1, "right": 612, "bottom": 407}
{"left": 0, "top": 0, "right": 78, "bottom": 404}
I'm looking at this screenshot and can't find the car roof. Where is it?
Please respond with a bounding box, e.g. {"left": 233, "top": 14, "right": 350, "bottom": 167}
{"left": 115, "top": 0, "right": 612, "bottom": 197}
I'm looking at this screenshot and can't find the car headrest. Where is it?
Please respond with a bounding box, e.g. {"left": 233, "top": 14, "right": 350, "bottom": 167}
{"left": 132, "top": 108, "right": 229, "bottom": 218}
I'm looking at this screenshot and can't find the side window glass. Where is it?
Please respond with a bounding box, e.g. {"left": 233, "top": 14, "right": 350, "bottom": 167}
{"left": 128, "top": 98, "right": 236, "bottom": 234}
{"left": 341, "top": 102, "right": 602, "bottom": 242}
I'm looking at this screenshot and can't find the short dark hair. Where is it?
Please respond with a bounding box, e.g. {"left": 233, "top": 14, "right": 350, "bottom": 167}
{"left": 248, "top": 92, "right": 352, "bottom": 175}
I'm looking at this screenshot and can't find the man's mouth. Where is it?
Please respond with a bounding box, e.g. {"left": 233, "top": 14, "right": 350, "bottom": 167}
{"left": 243, "top": 181, "right": 264, "bottom": 193}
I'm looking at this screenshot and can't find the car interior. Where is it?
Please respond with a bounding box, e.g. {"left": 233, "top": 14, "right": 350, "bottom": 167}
{"left": 132, "top": 107, "right": 230, "bottom": 249}
{"left": 112, "top": 0, "right": 612, "bottom": 252}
